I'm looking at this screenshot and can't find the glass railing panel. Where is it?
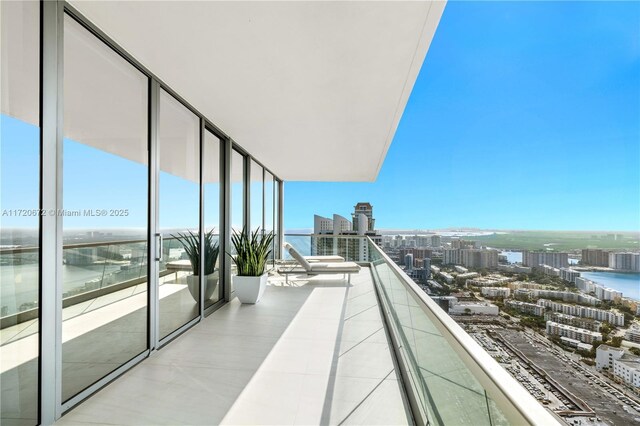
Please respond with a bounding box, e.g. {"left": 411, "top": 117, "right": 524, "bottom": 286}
{"left": 369, "top": 239, "right": 534, "bottom": 426}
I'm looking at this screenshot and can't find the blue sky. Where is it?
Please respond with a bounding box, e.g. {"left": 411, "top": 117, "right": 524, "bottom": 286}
{"left": 285, "top": 1, "right": 640, "bottom": 231}
{"left": 1, "top": 1, "right": 638, "bottom": 234}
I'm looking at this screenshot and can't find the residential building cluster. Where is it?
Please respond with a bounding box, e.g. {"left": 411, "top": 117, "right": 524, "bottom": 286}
{"left": 537, "top": 299, "right": 625, "bottom": 326}
{"left": 546, "top": 321, "right": 602, "bottom": 344}
{"left": 518, "top": 289, "right": 600, "bottom": 306}
{"left": 596, "top": 345, "right": 640, "bottom": 388}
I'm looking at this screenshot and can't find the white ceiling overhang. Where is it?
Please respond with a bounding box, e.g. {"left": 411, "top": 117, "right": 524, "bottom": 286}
{"left": 7, "top": 0, "right": 447, "bottom": 182}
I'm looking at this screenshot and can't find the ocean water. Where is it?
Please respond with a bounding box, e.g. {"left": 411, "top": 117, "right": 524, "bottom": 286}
{"left": 579, "top": 271, "right": 640, "bottom": 301}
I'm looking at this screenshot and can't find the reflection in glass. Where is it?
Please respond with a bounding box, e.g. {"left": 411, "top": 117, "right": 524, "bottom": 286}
{"left": 230, "top": 149, "right": 245, "bottom": 235}
{"left": 250, "top": 160, "right": 264, "bottom": 233}
{"left": 0, "top": 1, "right": 40, "bottom": 423}
{"left": 158, "top": 90, "right": 200, "bottom": 339}
{"left": 230, "top": 150, "right": 245, "bottom": 289}
{"left": 62, "top": 15, "right": 149, "bottom": 402}
{"left": 204, "top": 131, "right": 221, "bottom": 307}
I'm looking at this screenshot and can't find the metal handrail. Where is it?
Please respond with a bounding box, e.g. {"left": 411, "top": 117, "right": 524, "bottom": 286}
{"left": 366, "top": 237, "right": 561, "bottom": 426}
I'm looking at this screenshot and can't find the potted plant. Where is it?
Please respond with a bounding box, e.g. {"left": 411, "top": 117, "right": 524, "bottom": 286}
{"left": 172, "top": 229, "right": 220, "bottom": 302}
{"left": 230, "top": 227, "right": 274, "bottom": 304}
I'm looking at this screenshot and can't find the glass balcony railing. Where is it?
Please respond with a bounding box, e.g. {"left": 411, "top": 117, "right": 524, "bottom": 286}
{"left": 366, "top": 238, "right": 560, "bottom": 426}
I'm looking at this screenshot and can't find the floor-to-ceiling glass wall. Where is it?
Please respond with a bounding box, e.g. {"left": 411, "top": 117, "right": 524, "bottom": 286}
{"left": 62, "top": 14, "right": 149, "bottom": 401}
{"left": 250, "top": 160, "right": 264, "bottom": 233}
{"left": 158, "top": 90, "right": 200, "bottom": 340}
{"left": 264, "top": 172, "right": 274, "bottom": 266}
{"left": 0, "top": 1, "right": 40, "bottom": 423}
{"left": 204, "top": 130, "right": 221, "bottom": 308}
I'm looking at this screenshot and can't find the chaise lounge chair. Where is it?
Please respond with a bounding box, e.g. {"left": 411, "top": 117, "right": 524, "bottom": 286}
{"left": 280, "top": 244, "right": 361, "bottom": 284}
{"left": 283, "top": 242, "right": 345, "bottom": 263}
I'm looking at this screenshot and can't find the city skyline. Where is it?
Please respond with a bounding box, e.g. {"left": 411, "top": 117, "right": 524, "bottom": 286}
{"left": 285, "top": 1, "right": 640, "bottom": 231}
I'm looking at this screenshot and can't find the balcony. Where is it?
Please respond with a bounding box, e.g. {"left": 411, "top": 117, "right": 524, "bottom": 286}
{"left": 8, "top": 236, "right": 557, "bottom": 425}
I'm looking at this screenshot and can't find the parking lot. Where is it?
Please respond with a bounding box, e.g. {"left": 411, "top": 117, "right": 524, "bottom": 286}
{"left": 494, "top": 329, "right": 640, "bottom": 425}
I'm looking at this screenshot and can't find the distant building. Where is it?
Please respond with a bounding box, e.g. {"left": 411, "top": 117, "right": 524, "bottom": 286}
{"left": 546, "top": 312, "right": 602, "bottom": 332}
{"left": 538, "top": 299, "right": 625, "bottom": 326}
{"left": 522, "top": 251, "right": 569, "bottom": 269}
{"left": 559, "top": 337, "right": 593, "bottom": 352}
{"left": 609, "top": 252, "right": 640, "bottom": 272}
{"left": 449, "top": 302, "right": 499, "bottom": 316}
{"left": 596, "top": 345, "right": 640, "bottom": 388}
{"left": 559, "top": 267, "right": 580, "bottom": 283}
{"left": 312, "top": 203, "right": 383, "bottom": 261}
{"left": 443, "top": 248, "right": 498, "bottom": 269}
{"left": 352, "top": 202, "right": 375, "bottom": 232}
{"left": 546, "top": 321, "right": 602, "bottom": 344}
{"left": 430, "top": 235, "right": 441, "bottom": 248}
{"left": 399, "top": 248, "right": 433, "bottom": 264}
{"left": 575, "top": 277, "right": 623, "bottom": 301}
{"left": 451, "top": 239, "right": 476, "bottom": 249}
{"left": 625, "top": 325, "right": 640, "bottom": 344}
{"left": 497, "top": 264, "right": 532, "bottom": 274}
{"left": 581, "top": 249, "right": 610, "bottom": 267}
{"left": 481, "top": 287, "right": 511, "bottom": 298}
{"left": 405, "top": 253, "right": 414, "bottom": 271}
{"left": 443, "top": 249, "right": 461, "bottom": 265}
{"left": 505, "top": 300, "right": 544, "bottom": 316}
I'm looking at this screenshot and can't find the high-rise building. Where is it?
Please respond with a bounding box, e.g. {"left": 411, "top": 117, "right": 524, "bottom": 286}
{"left": 581, "top": 249, "right": 611, "bottom": 267}
{"left": 522, "top": 251, "right": 569, "bottom": 269}
{"left": 608, "top": 252, "right": 640, "bottom": 272}
{"left": 443, "top": 248, "right": 498, "bottom": 269}
{"left": 430, "top": 235, "right": 441, "bottom": 247}
{"left": 352, "top": 202, "right": 375, "bottom": 232}
{"left": 405, "top": 253, "right": 414, "bottom": 271}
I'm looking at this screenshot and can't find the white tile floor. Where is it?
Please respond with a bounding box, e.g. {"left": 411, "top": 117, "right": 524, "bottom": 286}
{"left": 55, "top": 268, "right": 412, "bottom": 425}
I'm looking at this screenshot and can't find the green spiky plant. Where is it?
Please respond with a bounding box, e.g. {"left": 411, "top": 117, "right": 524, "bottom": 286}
{"left": 172, "top": 229, "right": 219, "bottom": 275}
{"left": 230, "top": 227, "right": 274, "bottom": 276}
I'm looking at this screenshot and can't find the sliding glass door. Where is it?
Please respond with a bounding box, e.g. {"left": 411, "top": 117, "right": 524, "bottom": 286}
{"left": 157, "top": 89, "right": 201, "bottom": 340}
{"left": 62, "top": 14, "right": 149, "bottom": 402}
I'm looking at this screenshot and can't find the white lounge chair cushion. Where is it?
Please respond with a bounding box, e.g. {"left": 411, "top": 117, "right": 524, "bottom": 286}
{"left": 309, "top": 262, "right": 361, "bottom": 273}
{"left": 287, "top": 245, "right": 312, "bottom": 272}
{"left": 306, "top": 255, "right": 345, "bottom": 263}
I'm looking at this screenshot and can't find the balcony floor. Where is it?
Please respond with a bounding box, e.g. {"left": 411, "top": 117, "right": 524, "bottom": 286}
{"left": 56, "top": 267, "right": 412, "bottom": 425}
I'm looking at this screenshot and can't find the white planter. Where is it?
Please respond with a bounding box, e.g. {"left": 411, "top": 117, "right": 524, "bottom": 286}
{"left": 234, "top": 273, "right": 268, "bottom": 304}
{"left": 186, "top": 271, "right": 219, "bottom": 302}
